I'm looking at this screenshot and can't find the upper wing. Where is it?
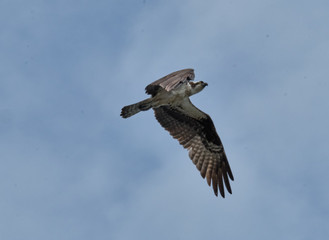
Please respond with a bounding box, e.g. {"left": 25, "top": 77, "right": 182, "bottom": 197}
{"left": 153, "top": 104, "right": 234, "bottom": 197}
{"left": 145, "top": 69, "right": 195, "bottom": 96}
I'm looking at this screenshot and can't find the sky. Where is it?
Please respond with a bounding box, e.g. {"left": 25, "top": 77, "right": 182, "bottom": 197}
{"left": 1, "top": 0, "right": 329, "bottom": 239}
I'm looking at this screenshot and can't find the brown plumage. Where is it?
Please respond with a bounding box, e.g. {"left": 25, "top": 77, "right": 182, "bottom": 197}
{"left": 121, "top": 69, "right": 234, "bottom": 197}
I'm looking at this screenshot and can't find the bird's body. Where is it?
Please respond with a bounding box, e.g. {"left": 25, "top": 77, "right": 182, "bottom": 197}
{"left": 121, "top": 69, "right": 234, "bottom": 197}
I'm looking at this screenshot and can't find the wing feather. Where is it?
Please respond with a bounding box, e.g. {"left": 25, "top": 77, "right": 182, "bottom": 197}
{"left": 212, "top": 172, "right": 218, "bottom": 196}
{"left": 154, "top": 105, "right": 233, "bottom": 197}
{"left": 145, "top": 69, "right": 195, "bottom": 96}
{"left": 217, "top": 168, "right": 225, "bottom": 197}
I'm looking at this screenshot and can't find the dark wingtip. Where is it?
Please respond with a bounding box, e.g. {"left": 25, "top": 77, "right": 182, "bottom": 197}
{"left": 229, "top": 172, "right": 234, "bottom": 181}
{"left": 219, "top": 188, "right": 225, "bottom": 198}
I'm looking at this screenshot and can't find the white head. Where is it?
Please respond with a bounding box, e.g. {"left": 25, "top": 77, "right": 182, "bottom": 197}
{"left": 188, "top": 81, "right": 208, "bottom": 96}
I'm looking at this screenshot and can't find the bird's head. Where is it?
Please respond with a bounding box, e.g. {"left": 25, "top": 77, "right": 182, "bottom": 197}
{"left": 188, "top": 81, "right": 208, "bottom": 96}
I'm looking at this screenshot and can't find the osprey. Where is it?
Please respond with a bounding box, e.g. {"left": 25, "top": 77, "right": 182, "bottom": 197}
{"left": 120, "top": 69, "right": 234, "bottom": 197}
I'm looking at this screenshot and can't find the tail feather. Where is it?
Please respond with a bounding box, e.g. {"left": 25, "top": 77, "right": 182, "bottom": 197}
{"left": 120, "top": 98, "right": 153, "bottom": 118}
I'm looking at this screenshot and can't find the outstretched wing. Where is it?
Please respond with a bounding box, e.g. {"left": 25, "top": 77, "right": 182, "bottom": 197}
{"left": 153, "top": 104, "right": 234, "bottom": 197}
{"left": 145, "top": 69, "right": 195, "bottom": 96}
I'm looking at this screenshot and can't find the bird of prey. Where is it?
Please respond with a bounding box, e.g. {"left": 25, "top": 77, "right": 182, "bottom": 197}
{"left": 120, "top": 69, "right": 234, "bottom": 197}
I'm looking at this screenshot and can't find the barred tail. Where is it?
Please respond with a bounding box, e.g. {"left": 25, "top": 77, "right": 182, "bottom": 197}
{"left": 120, "top": 98, "right": 153, "bottom": 118}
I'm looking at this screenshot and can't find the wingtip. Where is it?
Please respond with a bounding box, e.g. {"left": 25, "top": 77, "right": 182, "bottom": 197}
{"left": 219, "top": 189, "right": 225, "bottom": 198}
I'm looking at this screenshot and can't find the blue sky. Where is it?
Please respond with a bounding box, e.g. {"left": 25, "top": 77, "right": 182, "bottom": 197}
{"left": 1, "top": 0, "right": 329, "bottom": 239}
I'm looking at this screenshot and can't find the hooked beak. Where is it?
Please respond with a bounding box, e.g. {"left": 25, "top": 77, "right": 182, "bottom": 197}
{"left": 202, "top": 81, "right": 208, "bottom": 87}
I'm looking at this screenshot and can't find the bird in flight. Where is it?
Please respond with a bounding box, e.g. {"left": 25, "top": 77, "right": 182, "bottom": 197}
{"left": 120, "top": 69, "right": 233, "bottom": 197}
